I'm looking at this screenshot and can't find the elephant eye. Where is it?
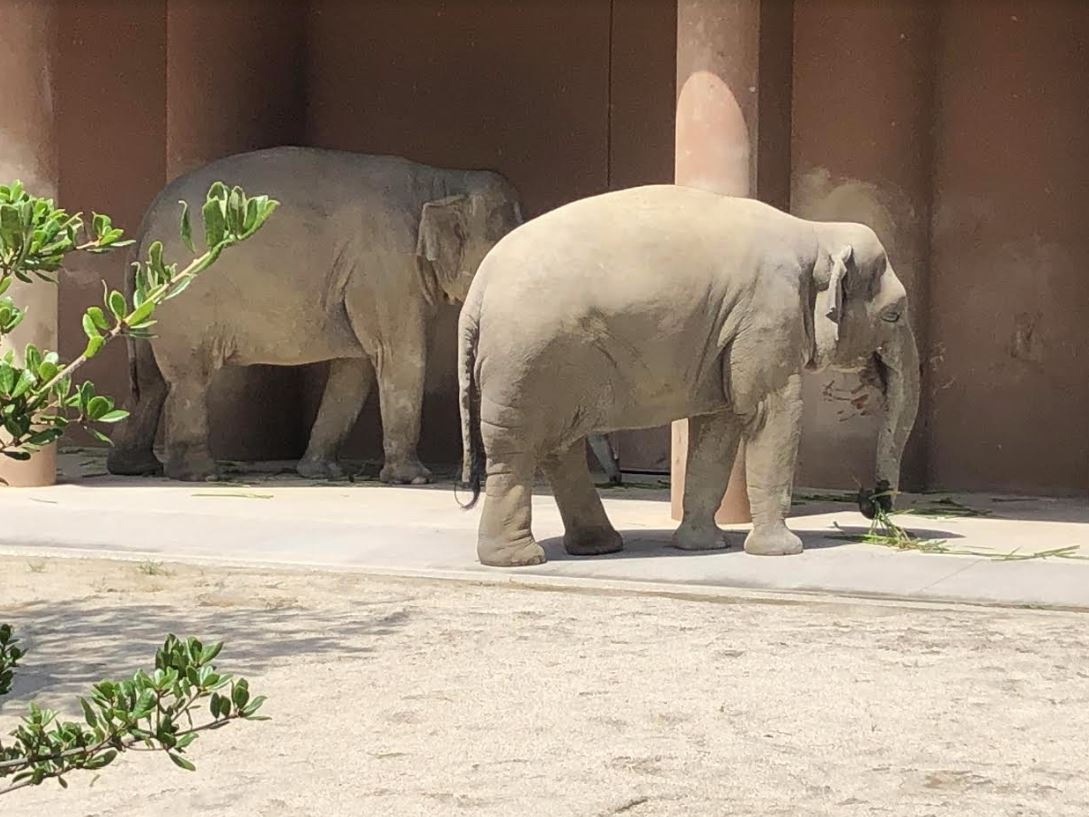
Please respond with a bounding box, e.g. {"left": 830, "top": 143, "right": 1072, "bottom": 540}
{"left": 881, "top": 311, "right": 901, "bottom": 324}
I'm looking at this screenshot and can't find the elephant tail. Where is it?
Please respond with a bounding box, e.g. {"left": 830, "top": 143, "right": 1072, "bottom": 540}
{"left": 457, "top": 289, "right": 485, "bottom": 509}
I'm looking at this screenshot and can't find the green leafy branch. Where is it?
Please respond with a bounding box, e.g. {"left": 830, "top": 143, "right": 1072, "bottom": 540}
{"left": 0, "top": 632, "right": 267, "bottom": 796}
{"left": 0, "top": 181, "right": 277, "bottom": 460}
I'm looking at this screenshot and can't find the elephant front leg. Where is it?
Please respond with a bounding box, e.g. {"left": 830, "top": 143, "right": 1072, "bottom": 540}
{"left": 374, "top": 351, "right": 431, "bottom": 485}
{"left": 671, "top": 411, "right": 739, "bottom": 552}
{"left": 298, "top": 358, "right": 374, "bottom": 479}
{"left": 543, "top": 441, "right": 623, "bottom": 557}
{"left": 741, "top": 374, "right": 804, "bottom": 556}
{"left": 162, "top": 374, "right": 217, "bottom": 482}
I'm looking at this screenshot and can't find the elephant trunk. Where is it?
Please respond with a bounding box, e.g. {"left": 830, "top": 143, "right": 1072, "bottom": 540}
{"left": 874, "top": 320, "right": 920, "bottom": 501}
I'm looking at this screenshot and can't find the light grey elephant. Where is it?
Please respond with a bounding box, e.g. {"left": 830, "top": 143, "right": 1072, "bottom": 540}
{"left": 458, "top": 185, "right": 920, "bottom": 567}
{"left": 107, "top": 147, "right": 523, "bottom": 483}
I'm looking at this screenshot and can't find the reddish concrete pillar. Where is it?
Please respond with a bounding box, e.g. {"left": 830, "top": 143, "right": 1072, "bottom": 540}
{"left": 0, "top": 0, "right": 59, "bottom": 486}
{"left": 790, "top": 0, "right": 936, "bottom": 492}
{"left": 165, "top": 1, "right": 308, "bottom": 462}
{"left": 928, "top": 1, "right": 1089, "bottom": 496}
{"left": 671, "top": 0, "right": 793, "bottom": 522}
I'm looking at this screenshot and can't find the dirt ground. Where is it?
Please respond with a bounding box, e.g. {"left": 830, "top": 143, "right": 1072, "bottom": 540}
{"left": 2, "top": 555, "right": 1088, "bottom": 817}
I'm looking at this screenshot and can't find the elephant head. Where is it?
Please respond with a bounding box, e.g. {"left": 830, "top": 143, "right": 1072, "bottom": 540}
{"left": 807, "top": 222, "right": 920, "bottom": 506}
{"left": 416, "top": 172, "right": 523, "bottom": 304}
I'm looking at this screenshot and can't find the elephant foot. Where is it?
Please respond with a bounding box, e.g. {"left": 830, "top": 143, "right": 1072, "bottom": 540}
{"left": 297, "top": 456, "right": 348, "bottom": 480}
{"left": 380, "top": 459, "right": 432, "bottom": 486}
{"left": 106, "top": 450, "right": 163, "bottom": 477}
{"left": 564, "top": 526, "right": 624, "bottom": 557}
{"left": 478, "top": 536, "right": 547, "bottom": 568}
{"left": 671, "top": 521, "right": 729, "bottom": 552}
{"left": 744, "top": 524, "right": 803, "bottom": 556}
{"left": 164, "top": 454, "right": 218, "bottom": 483}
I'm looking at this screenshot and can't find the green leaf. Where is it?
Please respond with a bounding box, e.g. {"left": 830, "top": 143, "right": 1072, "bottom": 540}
{"left": 2, "top": 450, "right": 32, "bottom": 461}
{"left": 82, "top": 312, "right": 102, "bottom": 340}
{"left": 97, "top": 409, "right": 129, "bottom": 423}
{"left": 88, "top": 427, "right": 113, "bottom": 444}
{"left": 168, "top": 753, "right": 196, "bottom": 772}
{"left": 0, "top": 275, "right": 10, "bottom": 295}
{"left": 202, "top": 197, "right": 226, "bottom": 248}
{"left": 108, "top": 290, "right": 127, "bottom": 319}
{"left": 80, "top": 698, "right": 99, "bottom": 728}
{"left": 126, "top": 299, "right": 155, "bottom": 326}
{"left": 86, "top": 306, "right": 109, "bottom": 331}
{"left": 83, "top": 335, "right": 104, "bottom": 359}
{"left": 86, "top": 395, "right": 111, "bottom": 420}
{"left": 179, "top": 200, "right": 194, "bottom": 252}
{"left": 11, "top": 368, "right": 36, "bottom": 398}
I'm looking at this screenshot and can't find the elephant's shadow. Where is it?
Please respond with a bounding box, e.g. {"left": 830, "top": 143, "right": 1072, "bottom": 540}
{"left": 538, "top": 525, "right": 963, "bottom": 561}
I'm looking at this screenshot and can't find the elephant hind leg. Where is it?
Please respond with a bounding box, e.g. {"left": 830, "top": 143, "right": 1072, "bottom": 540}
{"left": 543, "top": 441, "right": 622, "bottom": 557}
{"left": 476, "top": 428, "right": 544, "bottom": 567}
{"left": 107, "top": 341, "right": 167, "bottom": 476}
{"left": 298, "top": 357, "right": 374, "bottom": 479}
{"left": 671, "top": 411, "right": 738, "bottom": 551}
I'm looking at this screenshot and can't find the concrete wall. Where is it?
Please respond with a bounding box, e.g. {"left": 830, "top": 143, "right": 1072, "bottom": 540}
{"left": 36, "top": 0, "right": 1089, "bottom": 496}
{"left": 306, "top": 0, "right": 676, "bottom": 466}
{"left": 790, "top": 0, "right": 1089, "bottom": 497}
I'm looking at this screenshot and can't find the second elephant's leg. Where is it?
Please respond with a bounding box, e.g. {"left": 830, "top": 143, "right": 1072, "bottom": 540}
{"left": 106, "top": 342, "right": 167, "bottom": 476}
{"left": 742, "top": 374, "right": 804, "bottom": 556}
{"left": 161, "top": 363, "right": 217, "bottom": 482}
{"left": 671, "top": 411, "right": 740, "bottom": 551}
{"left": 542, "top": 441, "right": 623, "bottom": 556}
{"left": 375, "top": 351, "right": 430, "bottom": 484}
{"left": 297, "top": 357, "right": 374, "bottom": 479}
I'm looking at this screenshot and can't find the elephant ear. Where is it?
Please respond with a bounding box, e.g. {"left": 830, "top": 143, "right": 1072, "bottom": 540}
{"left": 416, "top": 195, "right": 470, "bottom": 286}
{"left": 825, "top": 245, "right": 852, "bottom": 324}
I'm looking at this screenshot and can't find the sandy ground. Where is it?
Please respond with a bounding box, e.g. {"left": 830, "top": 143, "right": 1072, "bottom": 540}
{"left": 2, "top": 556, "right": 1088, "bottom": 817}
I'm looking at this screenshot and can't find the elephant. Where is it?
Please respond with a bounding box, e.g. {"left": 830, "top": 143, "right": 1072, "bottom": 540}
{"left": 457, "top": 185, "right": 920, "bottom": 567}
{"left": 106, "top": 146, "right": 523, "bottom": 483}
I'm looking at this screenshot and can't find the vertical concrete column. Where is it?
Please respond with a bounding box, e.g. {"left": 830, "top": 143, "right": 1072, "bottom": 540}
{"left": 671, "top": 0, "right": 793, "bottom": 522}
{"left": 790, "top": 0, "right": 936, "bottom": 492}
{"left": 0, "top": 0, "right": 59, "bottom": 486}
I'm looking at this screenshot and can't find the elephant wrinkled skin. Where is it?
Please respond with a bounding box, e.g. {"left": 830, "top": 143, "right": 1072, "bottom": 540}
{"left": 459, "top": 185, "right": 920, "bottom": 567}
{"left": 107, "top": 147, "right": 522, "bottom": 483}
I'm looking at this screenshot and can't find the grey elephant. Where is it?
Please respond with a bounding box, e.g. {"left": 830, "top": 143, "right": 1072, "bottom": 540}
{"left": 458, "top": 185, "right": 919, "bottom": 567}
{"left": 107, "top": 146, "right": 523, "bottom": 483}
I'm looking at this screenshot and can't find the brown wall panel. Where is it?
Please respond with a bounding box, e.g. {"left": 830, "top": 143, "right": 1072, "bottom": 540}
{"left": 54, "top": 0, "right": 168, "bottom": 447}
{"left": 166, "top": 0, "right": 309, "bottom": 460}
{"left": 928, "top": 0, "right": 1089, "bottom": 495}
{"left": 791, "top": 0, "right": 936, "bottom": 491}
{"left": 306, "top": 0, "right": 614, "bottom": 465}
{"left": 607, "top": 0, "right": 677, "bottom": 473}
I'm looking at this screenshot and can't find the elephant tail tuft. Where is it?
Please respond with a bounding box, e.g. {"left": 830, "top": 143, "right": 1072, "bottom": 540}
{"left": 457, "top": 291, "right": 485, "bottom": 509}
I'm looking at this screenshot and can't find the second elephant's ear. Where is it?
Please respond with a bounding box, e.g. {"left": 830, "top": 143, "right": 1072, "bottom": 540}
{"left": 417, "top": 195, "right": 470, "bottom": 285}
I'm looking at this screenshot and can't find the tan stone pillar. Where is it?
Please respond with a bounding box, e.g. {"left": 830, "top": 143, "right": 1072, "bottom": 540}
{"left": 791, "top": 0, "right": 935, "bottom": 492}
{"left": 0, "top": 0, "right": 59, "bottom": 487}
{"left": 671, "top": 0, "right": 793, "bottom": 522}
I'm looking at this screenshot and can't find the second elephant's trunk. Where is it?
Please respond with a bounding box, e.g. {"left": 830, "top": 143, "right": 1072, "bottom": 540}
{"left": 874, "top": 320, "right": 920, "bottom": 499}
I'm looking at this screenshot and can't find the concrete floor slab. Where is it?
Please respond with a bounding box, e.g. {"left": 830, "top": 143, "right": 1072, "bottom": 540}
{"left": 2, "top": 451, "right": 1087, "bottom": 609}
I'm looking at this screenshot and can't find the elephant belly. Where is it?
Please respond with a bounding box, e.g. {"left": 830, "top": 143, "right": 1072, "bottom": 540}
{"left": 223, "top": 312, "right": 362, "bottom": 367}
{"left": 596, "top": 375, "right": 727, "bottom": 434}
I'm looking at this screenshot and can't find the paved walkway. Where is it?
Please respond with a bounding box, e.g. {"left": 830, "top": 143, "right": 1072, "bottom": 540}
{"left": 2, "top": 451, "right": 1088, "bottom": 610}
